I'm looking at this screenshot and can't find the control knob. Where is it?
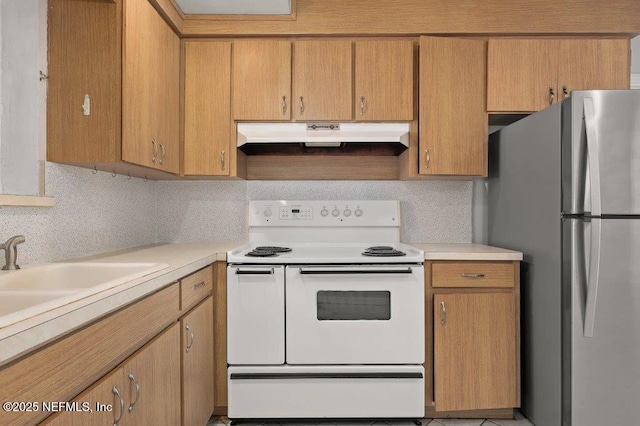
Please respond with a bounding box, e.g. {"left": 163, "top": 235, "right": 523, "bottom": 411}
{"left": 320, "top": 208, "right": 329, "bottom": 217}
{"left": 331, "top": 208, "right": 340, "bottom": 217}
{"left": 264, "top": 209, "right": 272, "bottom": 217}
{"left": 343, "top": 209, "right": 352, "bottom": 217}
{"left": 354, "top": 208, "right": 363, "bottom": 217}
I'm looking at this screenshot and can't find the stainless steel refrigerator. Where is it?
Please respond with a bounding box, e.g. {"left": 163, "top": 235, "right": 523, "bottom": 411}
{"left": 487, "top": 90, "right": 640, "bottom": 426}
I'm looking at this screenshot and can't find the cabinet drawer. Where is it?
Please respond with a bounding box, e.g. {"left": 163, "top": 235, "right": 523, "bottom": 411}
{"left": 431, "top": 261, "right": 514, "bottom": 288}
{"left": 181, "top": 265, "right": 213, "bottom": 311}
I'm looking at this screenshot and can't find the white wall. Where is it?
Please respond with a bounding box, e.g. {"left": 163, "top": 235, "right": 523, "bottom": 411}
{"left": 0, "top": 0, "right": 42, "bottom": 195}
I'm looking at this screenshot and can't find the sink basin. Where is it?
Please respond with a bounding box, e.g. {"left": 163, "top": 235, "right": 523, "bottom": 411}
{"left": 0, "top": 289, "right": 75, "bottom": 318}
{"left": 0, "top": 262, "right": 169, "bottom": 329}
{"left": 0, "top": 262, "right": 169, "bottom": 291}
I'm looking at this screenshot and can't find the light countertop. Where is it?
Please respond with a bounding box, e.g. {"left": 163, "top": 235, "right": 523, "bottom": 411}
{"left": 0, "top": 242, "right": 243, "bottom": 367}
{"left": 405, "top": 243, "right": 523, "bottom": 261}
{"left": 0, "top": 241, "right": 521, "bottom": 367}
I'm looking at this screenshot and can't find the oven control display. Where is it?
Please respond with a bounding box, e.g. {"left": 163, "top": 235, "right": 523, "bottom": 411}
{"left": 279, "top": 206, "right": 313, "bottom": 220}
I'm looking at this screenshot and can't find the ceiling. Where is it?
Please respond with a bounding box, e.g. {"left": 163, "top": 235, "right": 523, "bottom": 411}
{"left": 173, "top": 0, "right": 292, "bottom": 15}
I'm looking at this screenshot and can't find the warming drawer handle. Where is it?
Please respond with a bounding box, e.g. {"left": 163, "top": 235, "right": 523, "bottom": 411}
{"left": 299, "top": 268, "right": 414, "bottom": 275}
{"left": 235, "top": 268, "right": 275, "bottom": 275}
{"left": 230, "top": 372, "right": 423, "bottom": 380}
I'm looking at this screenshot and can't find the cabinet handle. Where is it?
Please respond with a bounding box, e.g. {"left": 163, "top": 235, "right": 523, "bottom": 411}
{"left": 112, "top": 385, "right": 124, "bottom": 426}
{"left": 282, "top": 96, "right": 287, "bottom": 115}
{"left": 185, "top": 324, "right": 195, "bottom": 353}
{"left": 193, "top": 280, "right": 206, "bottom": 290}
{"left": 461, "top": 273, "right": 485, "bottom": 279}
{"left": 158, "top": 142, "right": 166, "bottom": 165}
{"left": 221, "top": 150, "right": 226, "bottom": 171}
{"left": 151, "top": 139, "right": 158, "bottom": 164}
{"left": 127, "top": 372, "right": 140, "bottom": 413}
{"left": 299, "top": 96, "right": 305, "bottom": 116}
{"left": 359, "top": 96, "right": 365, "bottom": 116}
{"left": 549, "top": 86, "right": 555, "bottom": 105}
{"left": 424, "top": 149, "right": 431, "bottom": 169}
{"left": 562, "top": 85, "right": 570, "bottom": 100}
{"left": 440, "top": 301, "right": 447, "bottom": 325}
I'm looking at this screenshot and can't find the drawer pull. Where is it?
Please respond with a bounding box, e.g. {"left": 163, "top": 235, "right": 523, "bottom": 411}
{"left": 193, "top": 281, "right": 206, "bottom": 290}
{"left": 461, "top": 273, "right": 485, "bottom": 279}
{"left": 440, "top": 301, "right": 447, "bottom": 325}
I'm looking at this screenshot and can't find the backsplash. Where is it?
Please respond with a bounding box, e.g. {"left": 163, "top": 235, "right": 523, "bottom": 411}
{"left": 156, "top": 180, "right": 472, "bottom": 244}
{"left": 0, "top": 164, "right": 472, "bottom": 265}
{"left": 0, "top": 163, "right": 156, "bottom": 264}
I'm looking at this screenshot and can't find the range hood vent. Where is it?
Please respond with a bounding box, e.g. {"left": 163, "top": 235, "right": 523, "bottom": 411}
{"left": 237, "top": 123, "right": 410, "bottom": 149}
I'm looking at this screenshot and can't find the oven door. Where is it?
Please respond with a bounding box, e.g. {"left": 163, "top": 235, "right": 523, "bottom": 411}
{"left": 285, "top": 265, "right": 424, "bottom": 364}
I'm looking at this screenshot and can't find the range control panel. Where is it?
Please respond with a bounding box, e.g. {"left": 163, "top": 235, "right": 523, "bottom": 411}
{"left": 250, "top": 200, "right": 399, "bottom": 227}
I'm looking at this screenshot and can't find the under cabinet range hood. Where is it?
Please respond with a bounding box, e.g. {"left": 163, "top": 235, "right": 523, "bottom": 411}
{"left": 237, "top": 123, "right": 410, "bottom": 151}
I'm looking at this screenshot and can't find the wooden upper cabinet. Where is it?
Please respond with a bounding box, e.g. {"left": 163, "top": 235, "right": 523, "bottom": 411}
{"left": 122, "top": 0, "right": 180, "bottom": 173}
{"left": 434, "top": 292, "right": 517, "bottom": 412}
{"left": 487, "top": 39, "right": 559, "bottom": 113}
{"left": 293, "top": 40, "right": 353, "bottom": 121}
{"left": 153, "top": 10, "right": 181, "bottom": 174}
{"left": 487, "top": 38, "right": 630, "bottom": 113}
{"left": 122, "top": 0, "right": 156, "bottom": 169}
{"left": 419, "top": 36, "right": 487, "bottom": 176}
{"left": 184, "top": 41, "right": 231, "bottom": 176}
{"left": 558, "top": 39, "right": 630, "bottom": 98}
{"left": 232, "top": 40, "right": 292, "bottom": 120}
{"left": 354, "top": 40, "right": 414, "bottom": 121}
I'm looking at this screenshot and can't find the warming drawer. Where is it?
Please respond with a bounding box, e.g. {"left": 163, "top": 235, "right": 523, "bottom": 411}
{"left": 228, "top": 365, "right": 425, "bottom": 419}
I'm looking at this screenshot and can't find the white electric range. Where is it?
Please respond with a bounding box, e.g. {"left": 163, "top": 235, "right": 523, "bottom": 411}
{"left": 227, "top": 200, "right": 425, "bottom": 420}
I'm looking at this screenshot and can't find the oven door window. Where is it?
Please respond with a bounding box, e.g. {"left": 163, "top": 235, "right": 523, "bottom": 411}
{"left": 316, "top": 291, "right": 391, "bottom": 321}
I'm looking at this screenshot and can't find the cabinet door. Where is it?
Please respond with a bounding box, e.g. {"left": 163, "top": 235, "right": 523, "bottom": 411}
{"left": 184, "top": 41, "right": 231, "bottom": 176}
{"left": 232, "top": 40, "right": 291, "bottom": 120}
{"left": 154, "top": 11, "right": 180, "bottom": 174}
{"left": 122, "top": 0, "right": 156, "bottom": 168}
{"left": 182, "top": 297, "right": 215, "bottom": 426}
{"left": 419, "top": 36, "right": 487, "bottom": 176}
{"left": 487, "top": 39, "right": 559, "bottom": 112}
{"left": 354, "top": 40, "right": 414, "bottom": 121}
{"left": 558, "top": 38, "right": 630, "bottom": 99}
{"left": 123, "top": 323, "right": 181, "bottom": 425}
{"left": 293, "top": 40, "right": 353, "bottom": 121}
{"left": 44, "top": 368, "right": 126, "bottom": 426}
{"left": 434, "top": 293, "right": 517, "bottom": 411}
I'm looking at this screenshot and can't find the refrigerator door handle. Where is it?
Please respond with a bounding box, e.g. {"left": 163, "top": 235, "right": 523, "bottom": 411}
{"left": 583, "top": 219, "right": 602, "bottom": 337}
{"left": 583, "top": 97, "right": 602, "bottom": 216}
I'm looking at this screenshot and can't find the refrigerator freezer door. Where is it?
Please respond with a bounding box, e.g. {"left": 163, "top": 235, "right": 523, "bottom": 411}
{"left": 563, "top": 90, "right": 640, "bottom": 216}
{"left": 565, "top": 218, "right": 640, "bottom": 425}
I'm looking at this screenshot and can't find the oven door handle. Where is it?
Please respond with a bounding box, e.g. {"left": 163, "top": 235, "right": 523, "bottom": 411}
{"left": 299, "top": 268, "right": 414, "bottom": 275}
{"left": 235, "top": 268, "right": 275, "bottom": 275}
{"left": 230, "top": 372, "right": 423, "bottom": 380}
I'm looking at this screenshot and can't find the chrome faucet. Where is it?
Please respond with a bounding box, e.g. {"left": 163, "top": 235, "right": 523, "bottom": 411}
{"left": 0, "top": 235, "right": 26, "bottom": 270}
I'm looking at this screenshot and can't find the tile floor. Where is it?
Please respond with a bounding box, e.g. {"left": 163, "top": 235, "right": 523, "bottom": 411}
{"left": 208, "top": 410, "right": 533, "bottom": 426}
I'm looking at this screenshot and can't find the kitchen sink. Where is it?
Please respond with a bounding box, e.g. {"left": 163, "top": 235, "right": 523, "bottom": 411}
{"left": 0, "top": 262, "right": 169, "bottom": 328}
{"left": 0, "top": 262, "right": 169, "bottom": 291}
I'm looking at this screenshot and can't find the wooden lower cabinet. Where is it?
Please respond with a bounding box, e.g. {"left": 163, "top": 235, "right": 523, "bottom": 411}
{"left": 124, "top": 323, "right": 181, "bottom": 425}
{"left": 182, "top": 297, "right": 215, "bottom": 425}
{"left": 434, "top": 293, "right": 517, "bottom": 411}
{"left": 45, "top": 324, "right": 181, "bottom": 425}
{"left": 46, "top": 367, "right": 126, "bottom": 426}
{"left": 426, "top": 260, "right": 520, "bottom": 417}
